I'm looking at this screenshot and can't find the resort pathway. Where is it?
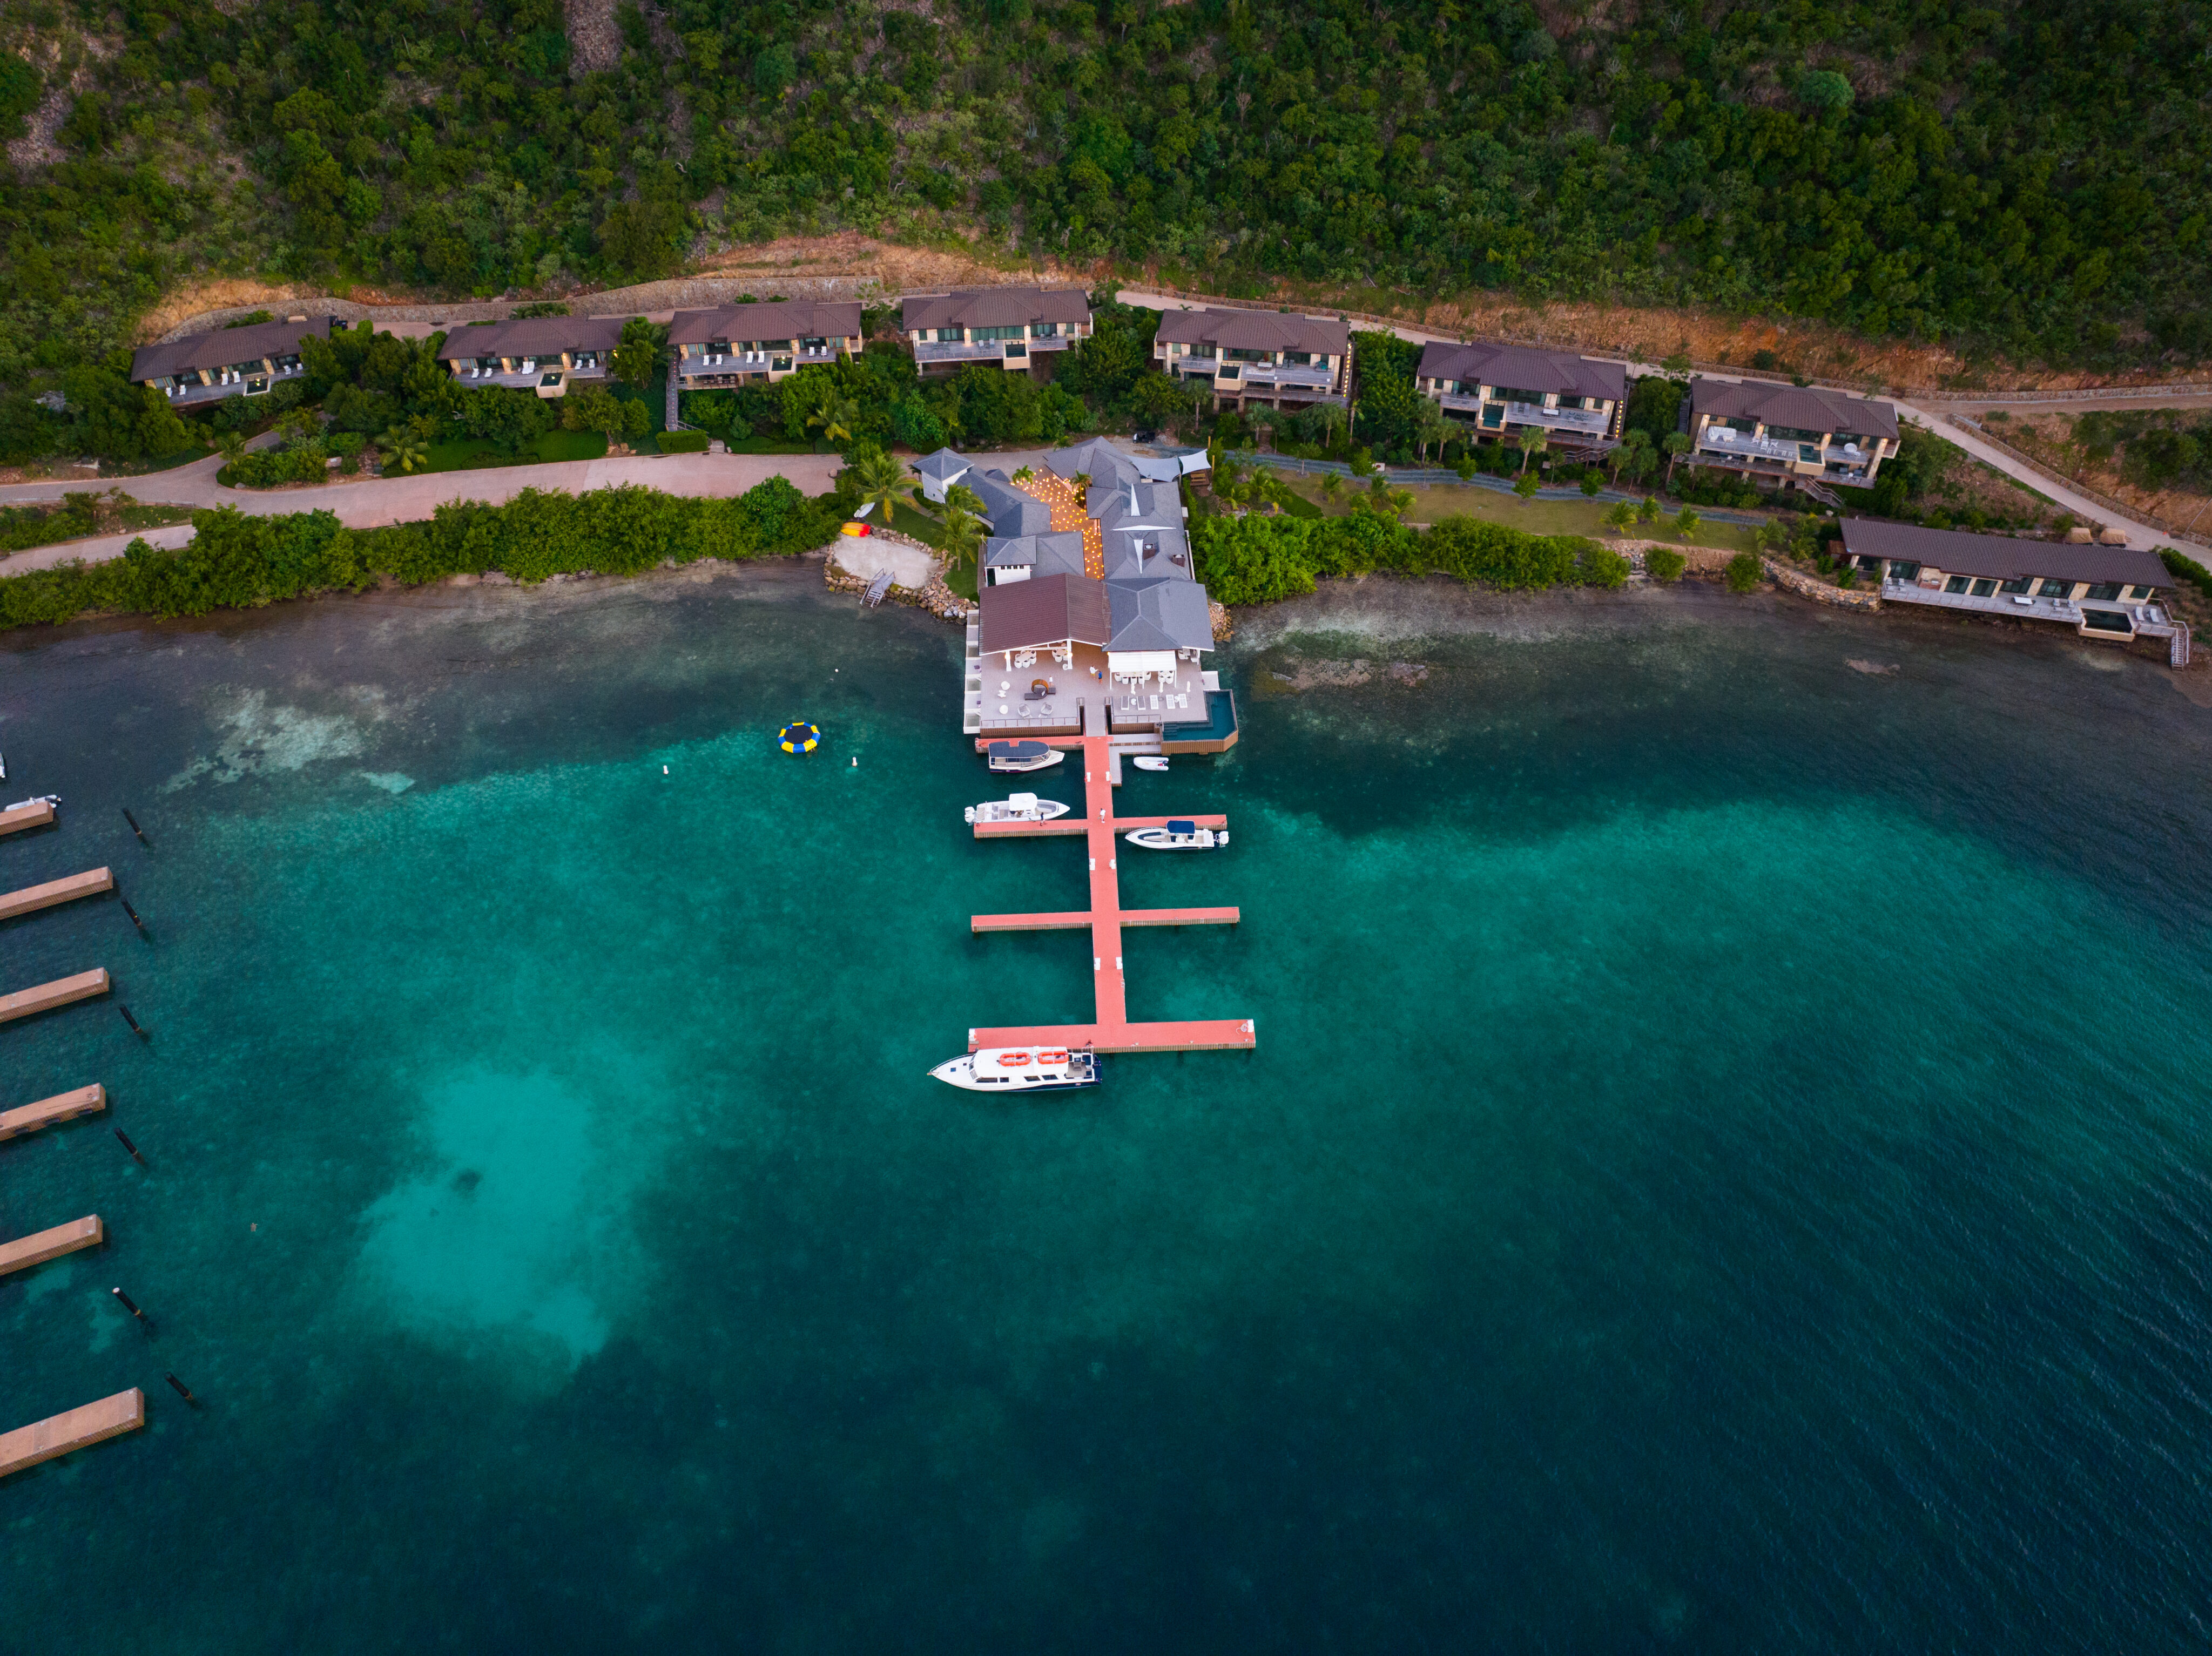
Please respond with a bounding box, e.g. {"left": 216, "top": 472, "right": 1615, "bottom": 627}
{"left": 0, "top": 451, "right": 846, "bottom": 574}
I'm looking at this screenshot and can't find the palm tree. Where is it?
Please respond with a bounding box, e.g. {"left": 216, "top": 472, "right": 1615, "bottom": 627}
{"left": 939, "top": 501, "right": 983, "bottom": 574}
{"left": 847, "top": 449, "right": 908, "bottom": 521}
{"left": 377, "top": 427, "right": 429, "bottom": 474}
{"left": 1661, "top": 429, "right": 1691, "bottom": 483}
{"left": 1318, "top": 473, "right": 1345, "bottom": 507}
{"left": 1602, "top": 500, "right": 1637, "bottom": 535}
{"left": 1514, "top": 424, "right": 1548, "bottom": 475}
{"left": 806, "top": 382, "right": 860, "bottom": 448}
{"left": 1382, "top": 485, "right": 1416, "bottom": 518}
{"left": 1313, "top": 400, "right": 1349, "bottom": 454}
{"left": 1415, "top": 398, "right": 1452, "bottom": 464}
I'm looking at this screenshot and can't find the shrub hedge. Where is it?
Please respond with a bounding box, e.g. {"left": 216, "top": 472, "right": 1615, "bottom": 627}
{"left": 658, "top": 430, "right": 711, "bottom": 454}
{"left": 218, "top": 448, "right": 329, "bottom": 488}
{"left": 1192, "top": 510, "right": 1628, "bottom": 606}
{"left": 0, "top": 478, "right": 843, "bottom": 632}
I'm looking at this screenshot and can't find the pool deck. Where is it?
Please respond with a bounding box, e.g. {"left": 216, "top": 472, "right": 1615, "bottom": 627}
{"left": 966, "top": 732, "right": 1255, "bottom": 1056}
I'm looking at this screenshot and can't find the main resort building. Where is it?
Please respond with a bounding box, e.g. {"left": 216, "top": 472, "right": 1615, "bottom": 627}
{"left": 959, "top": 437, "right": 1234, "bottom": 753}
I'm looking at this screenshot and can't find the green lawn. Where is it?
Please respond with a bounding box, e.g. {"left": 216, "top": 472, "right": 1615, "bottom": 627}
{"left": 1278, "top": 476, "right": 1764, "bottom": 556}
{"left": 888, "top": 501, "right": 945, "bottom": 545}
{"left": 106, "top": 444, "right": 216, "bottom": 476}
{"left": 418, "top": 429, "right": 610, "bottom": 474}
{"left": 942, "top": 557, "right": 977, "bottom": 601}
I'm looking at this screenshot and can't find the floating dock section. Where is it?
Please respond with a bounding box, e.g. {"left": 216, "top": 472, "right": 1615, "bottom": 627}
{"left": 0, "top": 1389, "right": 145, "bottom": 1480}
{"left": 0, "top": 1214, "right": 104, "bottom": 1278}
{"left": 0, "top": 1083, "right": 107, "bottom": 1143}
{"left": 0, "top": 1083, "right": 106, "bottom": 1143}
{"left": 0, "top": 867, "right": 114, "bottom": 922}
{"left": 0, "top": 799, "right": 55, "bottom": 837}
{"left": 0, "top": 969, "right": 110, "bottom": 1025}
{"left": 967, "top": 732, "right": 1255, "bottom": 1056}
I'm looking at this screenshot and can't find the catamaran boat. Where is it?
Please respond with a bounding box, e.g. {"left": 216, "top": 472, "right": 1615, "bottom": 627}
{"left": 1131, "top": 756, "right": 1170, "bottom": 773}
{"left": 965, "top": 792, "right": 1070, "bottom": 825}
{"left": 1124, "top": 819, "right": 1227, "bottom": 851}
{"left": 986, "top": 739, "right": 1064, "bottom": 774}
{"left": 930, "top": 1046, "right": 1100, "bottom": 1093}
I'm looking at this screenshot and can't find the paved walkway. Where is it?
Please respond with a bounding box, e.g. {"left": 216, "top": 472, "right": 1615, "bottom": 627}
{"left": 0, "top": 451, "right": 845, "bottom": 575}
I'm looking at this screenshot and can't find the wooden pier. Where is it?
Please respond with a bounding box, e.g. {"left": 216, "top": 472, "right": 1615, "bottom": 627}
{"left": 0, "top": 969, "right": 110, "bottom": 1025}
{"left": 0, "top": 867, "right": 114, "bottom": 922}
{"left": 0, "top": 1084, "right": 106, "bottom": 1143}
{"left": 0, "top": 799, "right": 55, "bottom": 837}
{"left": 967, "top": 732, "right": 1255, "bottom": 1056}
{"left": 0, "top": 1389, "right": 145, "bottom": 1480}
{"left": 0, "top": 1214, "right": 104, "bottom": 1278}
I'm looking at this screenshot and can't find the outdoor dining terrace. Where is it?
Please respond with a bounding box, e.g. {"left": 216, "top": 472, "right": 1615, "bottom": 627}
{"left": 963, "top": 638, "right": 1218, "bottom": 743}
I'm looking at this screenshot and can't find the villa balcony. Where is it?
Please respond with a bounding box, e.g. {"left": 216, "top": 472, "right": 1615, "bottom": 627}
{"left": 1697, "top": 427, "right": 1809, "bottom": 465}
{"left": 157, "top": 363, "right": 308, "bottom": 405}
{"left": 1237, "top": 362, "right": 1337, "bottom": 392}
{"left": 455, "top": 363, "right": 609, "bottom": 391}
{"left": 1880, "top": 578, "right": 2178, "bottom": 644}
{"left": 914, "top": 336, "right": 1073, "bottom": 366}
{"left": 1435, "top": 391, "right": 1607, "bottom": 435}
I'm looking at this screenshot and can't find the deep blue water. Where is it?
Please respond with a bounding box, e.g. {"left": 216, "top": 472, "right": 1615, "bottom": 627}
{"left": 3, "top": 562, "right": 2210, "bottom": 1652}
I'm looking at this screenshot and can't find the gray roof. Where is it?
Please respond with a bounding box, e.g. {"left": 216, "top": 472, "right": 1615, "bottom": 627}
{"left": 967, "top": 470, "right": 1054, "bottom": 537}
{"left": 1692, "top": 378, "right": 1899, "bottom": 441}
{"left": 912, "top": 447, "right": 973, "bottom": 484}
{"left": 1048, "top": 437, "right": 1142, "bottom": 490}
{"left": 441, "top": 315, "right": 632, "bottom": 363}
{"left": 130, "top": 317, "right": 343, "bottom": 382}
{"left": 903, "top": 287, "right": 1091, "bottom": 332}
{"left": 668, "top": 299, "right": 861, "bottom": 345}
{"left": 983, "top": 530, "right": 1087, "bottom": 574}
{"left": 1155, "top": 307, "right": 1348, "bottom": 357}
{"left": 1102, "top": 525, "right": 1193, "bottom": 582}
{"left": 1415, "top": 340, "right": 1626, "bottom": 403}
{"left": 1107, "top": 577, "right": 1214, "bottom": 652}
{"left": 1838, "top": 520, "right": 2170, "bottom": 587}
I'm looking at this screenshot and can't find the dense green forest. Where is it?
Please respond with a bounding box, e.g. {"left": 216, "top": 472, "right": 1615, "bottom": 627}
{"left": 3, "top": 0, "right": 2207, "bottom": 441}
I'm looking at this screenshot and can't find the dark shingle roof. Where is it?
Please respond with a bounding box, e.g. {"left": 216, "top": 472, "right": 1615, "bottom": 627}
{"left": 1155, "top": 308, "right": 1348, "bottom": 357}
{"left": 979, "top": 573, "right": 1114, "bottom": 653}
{"left": 1692, "top": 378, "right": 1899, "bottom": 441}
{"left": 440, "top": 315, "right": 633, "bottom": 362}
{"left": 1414, "top": 341, "right": 1626, "bottom": 403}
{"left": 902, "top": 287, "right": 1092, "bottom": 332}
{"left": 1839, "top": 520, "right": 2169, "bottom": 587}
{"left": 912, "top": 448, "right": 973, "bottom": 484}
{"left": 668, "top": 300, "right": 861, "bottom": 344}
{"left": 130, "top": 317, "right": 343, "bottom": 382}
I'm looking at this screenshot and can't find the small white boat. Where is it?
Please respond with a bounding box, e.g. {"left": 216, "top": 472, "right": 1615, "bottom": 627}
{"left": 986, "top": 739, "right": 1064, "bottom": 774}
{"left": 965, "top": 792, "right": 1070, "bottom": 824}
{"left": 930, "top": 1046, "right": 1100, "bottom": 1093}
{"left": 4, "top": 794, "right": 58, "bottom": 812}
{"left": 1125, "top": 819, "right": 1226, "bottom": 851}
{"left": 1131, "top": 756, "right": 1169, "bottom": 773}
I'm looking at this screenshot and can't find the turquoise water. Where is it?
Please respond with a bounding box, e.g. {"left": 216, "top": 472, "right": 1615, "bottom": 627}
{"left": 4, "top": 564, "right": 2211, "bottom": 1650}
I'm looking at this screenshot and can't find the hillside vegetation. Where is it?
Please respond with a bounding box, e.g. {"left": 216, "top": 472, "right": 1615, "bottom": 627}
{"left": 3, "top": 0, "right": 2206, "bottom": 447}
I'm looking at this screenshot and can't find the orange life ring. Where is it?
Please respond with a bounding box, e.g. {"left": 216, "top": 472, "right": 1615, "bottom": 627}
{"left": 996, "top": 1052, "right": 1032, "bottom": 1067}
{"left": 1035, "top": 1050, "right": 1071, "bottom": 1065}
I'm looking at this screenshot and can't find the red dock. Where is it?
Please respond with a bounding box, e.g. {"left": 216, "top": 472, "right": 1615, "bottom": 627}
{"left": 967, "top": 734, "right": 1255, "bottom": 1056}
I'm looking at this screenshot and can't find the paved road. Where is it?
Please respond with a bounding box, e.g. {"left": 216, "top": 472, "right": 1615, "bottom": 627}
{"left": 1116, "top": 288, "right": 2189, "bottom": 548}
{"left": 0, "top": 450, "right": 846, "bottom": 575}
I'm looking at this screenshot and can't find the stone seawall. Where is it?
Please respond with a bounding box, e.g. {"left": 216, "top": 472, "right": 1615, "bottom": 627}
{"left": 820, "top": 535, "right": 970, "bottom": 624}
{"left": 1762, "top": 556, "right": 1883, "bottom": 611}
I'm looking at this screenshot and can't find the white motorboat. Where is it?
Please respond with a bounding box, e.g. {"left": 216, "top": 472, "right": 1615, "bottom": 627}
{"left": 1124, "top": 818, "right": 1227, "bottom": 851}
{"left": 965, "top": 792, "right": 1070, "bottom": 825}
{"left": 1131, "top": 756, "right": 1169, "bottom": 773}
{"left": 4, "top": 794, "right": 58, "bottom": 813}
{"left": 930, "top": 1046, "right": 1100, "bottom": 1093}
{"left": 986, "top": 739, "right": 1064, "bottom": 774}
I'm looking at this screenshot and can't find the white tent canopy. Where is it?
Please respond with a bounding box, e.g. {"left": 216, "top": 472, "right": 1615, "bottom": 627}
{"left": 1107, "top": 650, "right": 1179, "bottom": 680}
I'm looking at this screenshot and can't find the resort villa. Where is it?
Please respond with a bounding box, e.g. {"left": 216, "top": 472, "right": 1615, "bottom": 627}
{"left": 963, "top": 437, "right": 1232, "bottom": 753}
{"left": 903, "top": 287, "right": 1092, "bottom": 377}
{"left": 1152, "top": 308, "right": 1350, "bottom": 412}
{"left": 669, "top": 299, "right": 864, "bottom": 389}
{"left": 1687, "top": 380, "right": 1899, "bottom": 490}
{"left": 1414, "top": 341, "right": 1627, "bottom": 458}
{"left": 438, "top": 315, "right": 636, "bottom": 398}
{"left": 130, "top": 316, "right": 345, "bottom": 407}
{"left": 1838, "top": 519, "right": 2189, "bottom": 663}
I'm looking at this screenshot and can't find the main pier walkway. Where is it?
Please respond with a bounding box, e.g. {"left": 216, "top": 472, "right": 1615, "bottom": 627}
{"left": 966, "top": 733, "right": 1255, "bottom": 1056}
